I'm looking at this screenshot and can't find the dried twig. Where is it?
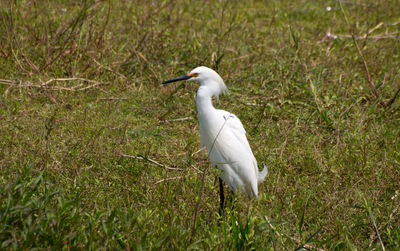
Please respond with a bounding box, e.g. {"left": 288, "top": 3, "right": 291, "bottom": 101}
{"left": 264, "top": 215, "right": 325, "bottom": 251}
{"left": 0, "top": 79, "right": 17, "bottom": 84}
{"left": 161, "top": 117, "right": 193, "bottom": 123}
{"left": 368, "top": 201, "right": 400, "bottom": 248}
{"left": 338, "top": 0, "right": 378, "bottom": 97}
{"left": 0, "top": 78, "right": 105, "bottom": 92}
{"left": 191, "top": 147, "right": 206, "bottom": 157}
{"left": 366, "top": 202, "right": 386, "bottom": 250}
{"left": 190, "top": 165, "right": 204, "bottom": 174}
{"left": 42, "top": 77, "right": 99, "bottom": 86}
{"left": 326, "top": 32, "right": 399, "bottom": 40}
{"left": 369, "top": 212, "right": 385, "bottom": 251}
{"left": 77, "top": 82, "right": 103, "bottom": 91}
{"left": 93, "top": 58, "right": 127, "bottom": 79}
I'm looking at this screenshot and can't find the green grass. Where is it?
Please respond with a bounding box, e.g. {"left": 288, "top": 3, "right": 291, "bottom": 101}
{"left": 1, "top": 0, "right": 399, "bottom": 249}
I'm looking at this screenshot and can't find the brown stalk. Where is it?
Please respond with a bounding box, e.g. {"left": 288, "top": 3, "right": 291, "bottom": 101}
{"left": 338, "top": 0, "right": 378, "bottom": 98}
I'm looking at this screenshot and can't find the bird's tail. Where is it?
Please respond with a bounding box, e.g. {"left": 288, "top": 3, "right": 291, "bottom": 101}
{"left": 257, "top": 164, "right": 268, "bottom": 184}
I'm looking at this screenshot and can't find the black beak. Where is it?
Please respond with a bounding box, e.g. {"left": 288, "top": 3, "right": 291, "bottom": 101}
{"left": 162, "top": 74, "right": 193, "bottom": 85}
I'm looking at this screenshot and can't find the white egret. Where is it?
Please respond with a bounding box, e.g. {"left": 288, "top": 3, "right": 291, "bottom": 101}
{"left": 162, "top": 66, "right": 267, "bottom": 211}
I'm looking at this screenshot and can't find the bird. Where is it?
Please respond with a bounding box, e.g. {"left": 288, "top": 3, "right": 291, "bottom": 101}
{"left": 162, "top": 66, "right": 268, "bottom": 212}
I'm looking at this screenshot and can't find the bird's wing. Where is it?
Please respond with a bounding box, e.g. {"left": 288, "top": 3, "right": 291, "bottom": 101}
{"left": 216, "top": 109, "right": 254, "bottom": 159}
{"left": 209, "top": 109, "right": 259, "bottom": 197}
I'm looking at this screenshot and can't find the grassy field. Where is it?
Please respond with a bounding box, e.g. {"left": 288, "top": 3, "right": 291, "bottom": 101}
{"left": 1, "top": 0, "right": 399, "bottom": 249}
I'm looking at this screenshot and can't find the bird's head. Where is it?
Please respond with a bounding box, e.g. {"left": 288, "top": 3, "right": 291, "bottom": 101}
{"left": 162, "top": 66, "right": 228, "bottom": 97}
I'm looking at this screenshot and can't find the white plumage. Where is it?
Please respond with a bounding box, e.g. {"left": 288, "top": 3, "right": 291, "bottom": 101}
{"left": 163, "top": 66, "right": 267, "bottom": 198}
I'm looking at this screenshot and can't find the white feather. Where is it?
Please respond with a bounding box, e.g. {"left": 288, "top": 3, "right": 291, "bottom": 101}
{"left": 164, "top": 66, "right": 268, "bottom": 198}
{"left": 191, "top": 67, "right": 267, "bottom": 198}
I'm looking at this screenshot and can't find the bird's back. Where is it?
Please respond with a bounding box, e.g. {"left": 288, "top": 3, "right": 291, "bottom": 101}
{"left": 199, "top": 109, "right": 261, "bottom": 197}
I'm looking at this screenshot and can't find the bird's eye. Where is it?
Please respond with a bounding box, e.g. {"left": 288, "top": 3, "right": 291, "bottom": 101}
{"left": 190, "top": 73, "right": 199, "bottom": 77}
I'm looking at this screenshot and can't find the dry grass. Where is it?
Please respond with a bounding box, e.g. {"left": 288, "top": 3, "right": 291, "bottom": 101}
{"left": 0, "top": 0, "right": 399, "bottom": 249}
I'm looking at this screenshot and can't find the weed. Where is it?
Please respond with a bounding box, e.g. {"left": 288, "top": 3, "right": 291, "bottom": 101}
{"left": 0, "top": 0, "right": 399, "bottom": 249}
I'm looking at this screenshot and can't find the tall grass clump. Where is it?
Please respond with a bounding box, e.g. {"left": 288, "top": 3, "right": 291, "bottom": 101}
{"left": 0, "top": 0, "right": 399, "bottom": 249}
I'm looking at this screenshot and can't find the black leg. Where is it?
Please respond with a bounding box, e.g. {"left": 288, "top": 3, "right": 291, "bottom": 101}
{"left": 219, "top": 178, "right": 225, "bottom": 217}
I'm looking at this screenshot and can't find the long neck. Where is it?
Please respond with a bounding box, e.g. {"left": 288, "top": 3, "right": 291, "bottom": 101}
{"left": 196, "top": 85, "right": 215, "bottom": 116}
